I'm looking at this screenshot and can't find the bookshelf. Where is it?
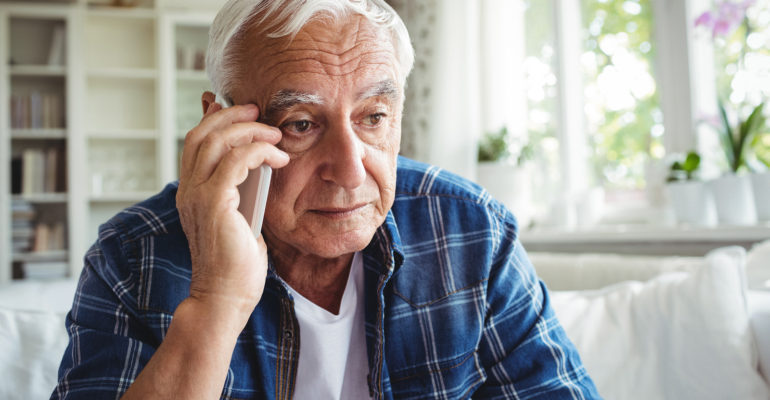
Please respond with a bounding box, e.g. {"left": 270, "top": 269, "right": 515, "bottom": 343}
{"left": 0, "top": 1, "right": 220, "bottom": 283}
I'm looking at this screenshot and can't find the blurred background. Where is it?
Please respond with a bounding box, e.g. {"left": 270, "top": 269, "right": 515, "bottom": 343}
{"left": 0, "top": 0, "right": 769, "bottom": 283}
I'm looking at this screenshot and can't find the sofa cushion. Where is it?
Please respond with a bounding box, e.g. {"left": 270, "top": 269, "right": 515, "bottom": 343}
{"left": 0, "top": 279, "right": 77, "bottom": 400}
{"left": 549, "top": 246, "right": 770, "bottom": 400}
{"left": 0, "top": 307, "right": 69, "bottom": 400}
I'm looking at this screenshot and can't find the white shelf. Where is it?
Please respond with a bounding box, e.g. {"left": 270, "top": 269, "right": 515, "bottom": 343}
{"left": 12, "top": 250, "right": 69, "bottom": 264}
{"left": 1, "top": 3, "right": 217, "bottom": 283}
{"left": 9, "top": 65, "right": 67, "bottom": 76}
{"left": 521, "top": 224, "right": 770, "bottom": 244}
{"left": 11, "top": 129, "right": 67, "bottom": 139}
{"left": 87, "top": 67, "right": 157, "bottom": 80}
{"left": 88, "top": 129, "right": 157, "bottom": 139}
{"left": 11, "top": 193, "right": 68, "bottom": 203}
{"left": 85, "top": 7, "right": 156, "bottom": 20}
{"left": 90, "top": 192, "right": 156, "bottom": 203}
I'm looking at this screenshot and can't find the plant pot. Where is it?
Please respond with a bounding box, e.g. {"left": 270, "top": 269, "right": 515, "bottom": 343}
{"left": 750, "top": 171, "right": 770, "bottom": 221}
{"left": 477, "top": 162, "right": 533, "bottom": 227}
{"left": 708, "top": 174, "right": 757, "bottom": 226}
{"left": 666, "top": 180, "right": 717, "bottom": 227}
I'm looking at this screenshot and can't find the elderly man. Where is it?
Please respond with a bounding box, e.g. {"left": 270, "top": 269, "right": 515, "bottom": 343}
{"left": 54, "top": 0, "right": 599, "bottom": 399}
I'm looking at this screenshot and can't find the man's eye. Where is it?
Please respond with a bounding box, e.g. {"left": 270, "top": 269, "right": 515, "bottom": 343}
{"left": 281, "top": 120, "right": 313, "bottom": 134}
{"left": 362, "top": 113, "right": 385, "bottom": 127}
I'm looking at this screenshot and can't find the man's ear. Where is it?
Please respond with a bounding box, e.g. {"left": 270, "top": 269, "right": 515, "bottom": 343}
{"left": 201, "top": 91, "right": 216, "bottom": 115}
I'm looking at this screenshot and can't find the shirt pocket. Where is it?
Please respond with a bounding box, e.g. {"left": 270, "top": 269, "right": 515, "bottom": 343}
{"left": 385, "top": 279, "right": 487, "bottom": 398}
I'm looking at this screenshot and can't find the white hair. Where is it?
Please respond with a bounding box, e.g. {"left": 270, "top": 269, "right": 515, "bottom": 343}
{"left": 206, "top": 0, "right": 414, "bottom": 99}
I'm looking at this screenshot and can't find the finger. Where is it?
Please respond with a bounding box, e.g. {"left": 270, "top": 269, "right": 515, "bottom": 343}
{"left": 208, "top": 143, "right": 290, "bottom": 190}
{"left": 188, "top": 122, "right": 283, "bottom": 185}
{"left": 191, "top": 104, "right": 261, "bottom": 147}
{"left": 181, "top": 105, "right": 261, "bottom": 181}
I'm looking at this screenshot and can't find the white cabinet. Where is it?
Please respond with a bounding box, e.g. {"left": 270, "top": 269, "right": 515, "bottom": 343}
{"left": 0, "top": 1, "right": 216, "bottom": 282}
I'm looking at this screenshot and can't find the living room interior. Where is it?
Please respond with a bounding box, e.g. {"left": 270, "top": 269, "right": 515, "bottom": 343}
{"left": 0, "top": 0, "right": 768, "bottom": 398}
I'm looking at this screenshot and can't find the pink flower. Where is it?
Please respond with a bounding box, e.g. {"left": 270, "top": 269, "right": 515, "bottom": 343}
{"left": 695, "top": 0, "right": 755, "bottom": 38}
{"left": 695, "top": 11, "right": 715, "bottom": 28}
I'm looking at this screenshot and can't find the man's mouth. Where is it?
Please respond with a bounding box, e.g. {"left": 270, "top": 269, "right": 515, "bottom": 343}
{"left": 311, "top": 203, "right": 370, "bottom": 219}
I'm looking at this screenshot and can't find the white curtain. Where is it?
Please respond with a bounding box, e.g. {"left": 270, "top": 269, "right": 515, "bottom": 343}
{"left": 389, "top": 0, "right": 526, "bottom": 181}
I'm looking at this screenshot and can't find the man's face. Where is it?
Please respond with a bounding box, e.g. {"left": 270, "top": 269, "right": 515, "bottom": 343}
{"left": 231, "top": 15, "right": 402, "bottom": 259}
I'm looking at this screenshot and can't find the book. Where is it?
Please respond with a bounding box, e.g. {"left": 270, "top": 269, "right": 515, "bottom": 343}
{"left": 11, "top": 155, "right": 22, "bottom": 194}
{"left": 33, "top": 222, "right": 50, "bottom": 252}
{"left": 45, "top": 147, "right": 58, "bottom": 192}
{"left": 49, "top": 221, "right": 66, "bottom": 250}
{"left": 23, "top": 261, "right": 68, "bottom": 280}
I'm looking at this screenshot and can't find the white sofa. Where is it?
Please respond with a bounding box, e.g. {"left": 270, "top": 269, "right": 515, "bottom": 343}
{"left": 532, "top": 241, "right": 770, "bottom": 400}
{"left": 0, "top": 242, "right": 769, "bottom": 399}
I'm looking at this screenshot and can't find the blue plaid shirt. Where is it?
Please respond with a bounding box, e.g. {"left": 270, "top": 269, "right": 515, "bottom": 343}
{"left": 54, "top": 157, "right": 599, "bottom": 399}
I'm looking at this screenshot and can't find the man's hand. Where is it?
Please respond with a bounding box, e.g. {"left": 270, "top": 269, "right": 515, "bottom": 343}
{"left": 122, "top": 104, "right": 288, "bottom": 400}
{"left": 176, "top": 102, "right": 289, "bottom": 325}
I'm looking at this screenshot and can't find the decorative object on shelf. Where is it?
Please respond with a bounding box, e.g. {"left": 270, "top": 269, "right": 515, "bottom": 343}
{"left": 695, "top": 1, "right": 768, "bottom": 226}
{"left": 476, "top": 126, "right": 535, "bottom": 228}
{"left": 47, "top": 25, "right": 66, "bottom": 66}
{"left": 665, "top": 151, "right": 718, "bottom": 227}
{"left": 88, "top": 139, "right": 156, "bottom": 196}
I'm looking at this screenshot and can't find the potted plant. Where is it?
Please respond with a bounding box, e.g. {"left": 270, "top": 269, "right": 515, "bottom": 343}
{"left": 706, "top": 101, "right": 762, "bottom": 225}
{"left": 666, "top": 151, "right": 717, "bottom": 227}
{"left": 695, "top": 2, "right": 765, "bottom": 225}
{"left": 476, "top": 126, "right": 534, "bottom": 227}
{"left": 747, "top": 106, "right": 770, "bottom": 221}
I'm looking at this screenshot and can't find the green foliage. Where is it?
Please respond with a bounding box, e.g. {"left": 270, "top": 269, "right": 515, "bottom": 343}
{"left": 478, "top": 126, "right": 538, "bottom": 165}
{"left": 478, "top": 127, "right": 511, "bottom": 162}
{"left": 581, "top": 0, "right": 661, "bottom": 189}
{"left": 717, "top": 101, "right": 766, "bottom": 173}
{"left": 667, "top": 151, "right": 701, "bottom": 182}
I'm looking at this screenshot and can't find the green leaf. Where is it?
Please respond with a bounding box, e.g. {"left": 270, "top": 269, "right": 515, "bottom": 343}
{"left": 682, "top": 151, "right": 700, "bottom": 179}
{"left": 718, "top": 100, "right": 737, "bottom": 171}
{"left": 736, "top": 103, "right": 766, "bottom": 172}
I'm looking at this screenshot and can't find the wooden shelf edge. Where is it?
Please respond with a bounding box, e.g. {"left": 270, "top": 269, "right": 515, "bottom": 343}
{"left": 9, "top": 65, "right": 67, "bottom": 76}
{"left": 11, "top": 193, "right": 68, "bottom": 203}
{"left": 11, "top": 250, "right": 69, "bottom": 264}
{"left": 11, "top": 129, "right": 67, "bottom": 139}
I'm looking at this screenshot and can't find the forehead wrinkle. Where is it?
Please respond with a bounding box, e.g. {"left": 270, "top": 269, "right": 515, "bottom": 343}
{"left": 260, "top": 48, "right": 396, "bottom": 81}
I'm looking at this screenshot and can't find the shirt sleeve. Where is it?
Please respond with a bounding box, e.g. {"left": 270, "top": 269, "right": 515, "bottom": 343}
{"left": 473, "top": 230, "right": 601, "bottom": 399}
{"left": 51, "top": 238, "right": 159, "bottom": 399}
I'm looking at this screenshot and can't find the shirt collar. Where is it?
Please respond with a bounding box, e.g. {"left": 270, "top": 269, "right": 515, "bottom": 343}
{"left": 362, "top": 209, "right": 405, "bottom": 278}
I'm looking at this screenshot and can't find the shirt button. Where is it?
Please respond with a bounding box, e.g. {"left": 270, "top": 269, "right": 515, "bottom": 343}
{"left": 283, "top": 330, "right": 293, "bottom": 340}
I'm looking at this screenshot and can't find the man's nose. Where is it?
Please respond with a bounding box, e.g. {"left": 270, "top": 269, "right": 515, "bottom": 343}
{"left": 318, "top": 121, "right": 367, "bottom": 189}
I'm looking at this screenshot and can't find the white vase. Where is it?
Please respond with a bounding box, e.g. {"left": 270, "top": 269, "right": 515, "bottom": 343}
{"left": 750, "top": 172, "right": 770, "bottom": 221}
{"left": 476, "top": 162, "right": 533, "bottom": 227}
{"left": 666, "top": 180, "right": 717, "bottom": 227}
{"left": 708, "top": 174, "right": 757, "bottom": 226}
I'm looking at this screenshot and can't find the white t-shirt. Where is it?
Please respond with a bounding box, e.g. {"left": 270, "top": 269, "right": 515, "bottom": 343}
{"left": 286, "top": 252, "right": 371, "bottom": 400}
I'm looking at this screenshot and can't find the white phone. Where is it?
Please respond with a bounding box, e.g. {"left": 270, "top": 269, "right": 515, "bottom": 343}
{"left": 215, "top": 94, "right": 272, "bottom": 237}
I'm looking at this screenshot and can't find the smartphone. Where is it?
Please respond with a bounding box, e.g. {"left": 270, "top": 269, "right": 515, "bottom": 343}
{"left": 215, "top": 94, "right": 272, "bottom": 237}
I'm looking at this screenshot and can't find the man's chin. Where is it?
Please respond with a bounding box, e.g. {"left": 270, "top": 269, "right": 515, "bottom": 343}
{"left": 302, "top": 229, "right": 375, "bottom": 259}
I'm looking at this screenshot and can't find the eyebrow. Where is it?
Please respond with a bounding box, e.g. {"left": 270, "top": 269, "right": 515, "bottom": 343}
{"left": 357, "top": 79, "right": 400, "bottom": 103}
{"left": 261, "top": 79, "right": 401, "bottom": 124}
{"left": 263, "top": 90, "right": 324, "bottom": 123}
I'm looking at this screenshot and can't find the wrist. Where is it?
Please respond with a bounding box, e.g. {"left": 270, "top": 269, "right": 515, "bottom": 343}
{"left": 175, "top": 296, "right": 251, "bottom": 342}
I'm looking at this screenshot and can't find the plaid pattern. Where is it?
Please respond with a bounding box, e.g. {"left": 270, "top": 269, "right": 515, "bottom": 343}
{"left": 53, "top": 157, "right": 600, "bottom": 399}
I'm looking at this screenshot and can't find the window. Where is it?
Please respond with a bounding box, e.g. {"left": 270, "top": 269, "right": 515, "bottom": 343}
{"left": 521, "top": 0, "right": 770, "bottom": 228}
{"left": 581, "top": 0, "right": 663, "bottom": 189}
{"left": 523, "top": 0, "right": 663, "bottom": 226}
